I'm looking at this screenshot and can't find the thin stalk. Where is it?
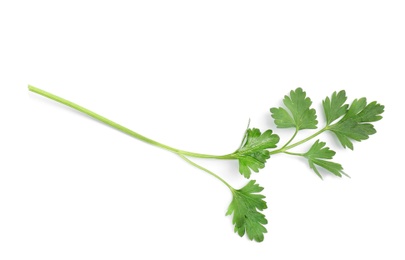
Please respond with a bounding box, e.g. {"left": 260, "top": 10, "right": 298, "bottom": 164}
{"left": 280, "top": 128, "right": 298, "bottom": 149}
{"left": 178, "top": 154, "right": 234, "bottom": 191}
{"left": 269, "top": 127, "right": 328, "bottom": 155}
{"left": 28, "top": 85, "right": 232, "bottom": 159}
{"left": 285, "top": 126, "right": 328, "bottom": 150}
{"left": 283, "top": 151, "right": 305, "bottom": 156}
{"left": 284, "top": 127, "right": 328, "bottom": 150}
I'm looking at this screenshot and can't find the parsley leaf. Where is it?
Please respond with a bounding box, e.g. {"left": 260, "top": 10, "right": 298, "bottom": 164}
{"left": 270, "top": 88, "right": 318, "bottom": 130}
{"left": 327, "top": 98, "right": 384, "bottom": 149}
{"left": 304, "top": 140, "right": 346, "bottom": 179}
{"left": 226, "top": 180, "right": 267, "bottom": 242}
{"left": 233, "top": 128, "right": 280, "bottom": 178}
{"left": 322, "top": 90, "right": 349, "bottom": 125}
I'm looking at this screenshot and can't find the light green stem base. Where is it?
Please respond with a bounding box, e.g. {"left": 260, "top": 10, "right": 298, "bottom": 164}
{"left": 28, "top": 85, "right": 231, "bottom": 159}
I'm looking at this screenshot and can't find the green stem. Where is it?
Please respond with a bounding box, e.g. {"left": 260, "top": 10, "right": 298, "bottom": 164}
{"left": 28, "top": 85, "right": 232, "bottom": 159}
{"left": 178, "top": 154, "right": 234, "bottom": 191}
{"left": 285, "top": 127, "right": 328, "bottom": 150}
{"left": 283, "top": 151, "right": 305, "bottom": 156}
{"left": 280, "top": 128, "right": 298, "bottom": 150}
{"left": 269, "top": 127, "right": 328, "bottom": 155}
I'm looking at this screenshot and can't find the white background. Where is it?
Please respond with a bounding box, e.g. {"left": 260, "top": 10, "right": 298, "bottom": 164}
{"left": 1, "top": 1, "right": 404, "bottom": 259}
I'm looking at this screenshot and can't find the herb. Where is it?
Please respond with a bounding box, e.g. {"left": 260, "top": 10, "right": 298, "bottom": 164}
{"left": 28, "top": 85, "right": 384, "bottom": 242}
{"left": 304, "top": 140, "right": 346, "bottom": 179}
{"left": 226, "top": 180, "right": 267, "bottom": 242}
{"left": 268, "top": 88, "right": 384, "bottom": 179}
{"left": 232, "top": 128, "right": 280, "bottom": 179}
{"left": 270, "top": 88, "right": 318, "bottom": 130}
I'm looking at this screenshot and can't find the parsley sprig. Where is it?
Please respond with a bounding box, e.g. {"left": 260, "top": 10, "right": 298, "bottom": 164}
{"left": 29, "top": 85, "right": 384, "bottom": 242}
{"left": 268, "top": 88, "right": 384, "bottom": 179}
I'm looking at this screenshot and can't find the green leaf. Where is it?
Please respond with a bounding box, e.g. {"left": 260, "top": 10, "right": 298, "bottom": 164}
{"left": 328, "top": 98, "right": 384, "bottom": 149}
{"left": 270, "top": 88, "right": 318, "bottom": 130}
{"left": 226, "top": 180, "right": 268, "bottom": 242}
{"left": 349, "top": 100, "right": 385, "bottom": 122}
{"left": 234, "top": 128, "right": 280, "bottom": 178}
{"left": 322, "top": 90, "right": 349, "bottom": 125}
{"left": 304, "top": 140, "right": 346, "bottom": 179}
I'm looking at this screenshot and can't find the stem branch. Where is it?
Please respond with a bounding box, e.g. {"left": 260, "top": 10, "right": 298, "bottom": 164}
{"left": 269, "top": 127, "right": 328, "bottom": 155}
{"left": 280, "top": 128, "right": 298, "bottom": 149}
{"left": 178, "top": 154, "right": 234, "bottom": 191}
